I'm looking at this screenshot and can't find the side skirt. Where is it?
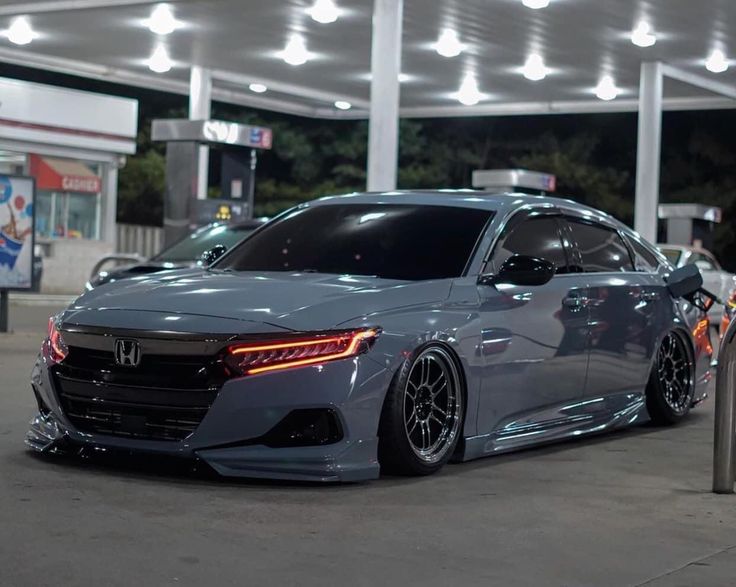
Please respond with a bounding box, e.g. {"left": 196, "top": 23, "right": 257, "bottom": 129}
{"left": 457, "top": 392, "right": 646, "bottom": 462}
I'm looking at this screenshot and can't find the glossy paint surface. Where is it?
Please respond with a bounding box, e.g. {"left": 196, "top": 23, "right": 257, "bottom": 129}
{"left": 28, "top": 192, "right": 713, "bottom": 480}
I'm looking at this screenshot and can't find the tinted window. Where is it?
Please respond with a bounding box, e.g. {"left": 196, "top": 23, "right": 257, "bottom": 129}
{"left": 567, "top": 219, "right": 634, "bottom": 272}
{"left": 627, "top": 236, "right": 660, "bottom": 273}
{"left": 491, "top": 216, "right": 568, "bottom": 274}
{"left": 217, "top": 204, "right": 493, "bottom": 281}
{"left": 154, "top": 224, "right": 259, "bottom": 262}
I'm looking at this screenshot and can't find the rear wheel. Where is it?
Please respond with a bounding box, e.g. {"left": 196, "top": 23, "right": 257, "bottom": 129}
{"left": 378, "top": 345, "right": 464, "bottom": 476}
{"left": 646, "top": 331, "right": 695, "bottom": 425}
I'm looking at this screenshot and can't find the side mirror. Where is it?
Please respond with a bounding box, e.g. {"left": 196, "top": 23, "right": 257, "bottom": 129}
{"left": 478, "top": 255, "right": 555, "bottom": 287}
{"left": 666, "top": 264, "right": 703, "bottom": 299}
{"left": 199, "top": 244, "right": 228, "bottom": 267}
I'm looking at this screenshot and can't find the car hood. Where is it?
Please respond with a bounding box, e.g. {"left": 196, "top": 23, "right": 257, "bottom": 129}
{"left": 70, "top": 269, "right": 452, "bottom": 331}
{"left": 92, "top": 261, "right": 193, "bottom": 286}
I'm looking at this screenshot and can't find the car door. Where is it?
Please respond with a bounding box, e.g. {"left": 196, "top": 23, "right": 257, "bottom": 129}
{"left": 562, "top": 214, "right": 657, "bottom": 407}
{"left": 475, "top": 209, "right": 591, "bottom": 447}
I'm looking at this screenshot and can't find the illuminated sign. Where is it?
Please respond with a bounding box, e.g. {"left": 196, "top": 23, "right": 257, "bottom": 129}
{"left": 153, "top": 119, "right": 273, "bottom": 150}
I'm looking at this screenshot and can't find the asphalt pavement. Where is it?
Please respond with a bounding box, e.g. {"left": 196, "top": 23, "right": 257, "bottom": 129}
{"left": 1, "top": 302, "right": 736, "bottom": 587}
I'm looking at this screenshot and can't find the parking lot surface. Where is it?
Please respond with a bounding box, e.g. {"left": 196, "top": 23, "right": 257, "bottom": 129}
{"left": 1, "top": 303, "right": 736, "bottom": 587}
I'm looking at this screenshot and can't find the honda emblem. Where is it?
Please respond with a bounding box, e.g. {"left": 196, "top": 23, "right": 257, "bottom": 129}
{"left": 114, "top": 339, "right": 142, "bottom": 367}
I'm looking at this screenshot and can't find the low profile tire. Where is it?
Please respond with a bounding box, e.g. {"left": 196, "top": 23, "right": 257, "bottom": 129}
{"left": 646, "top": 330, "right": 695, "bottom": 426}
{"left": 378, "top": 344, "right": 465, "bottom": 476}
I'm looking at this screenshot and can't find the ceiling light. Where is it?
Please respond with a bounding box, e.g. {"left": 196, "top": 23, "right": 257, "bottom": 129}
{"left": 434, "top": 29, "right": 463, "bottom": 58}
{"left": 148, "top": 45, "right": 173, "bottom": 73}
{"left": 594, "top": 75, "right": 619, "bottom": 101}
{"left": 631, "top": 21, "right": 656, "bottom": 47}
{"left": 454, "top": 74, "right": 482, "bottom": 106}
{"left": 280, "top": 34, "right": 309, "bottom": 66}
{"left": 308, "top": 0, "right": 339, "bottom": 24}
{"left": 146, "top": 4, "right": 179, "bottom": 36}
{"left": 706, "top": 49, "right": 729, "bottom": 73}
{"left": 3, "top": 17, "right": 38, "bottom": 45}
{"left": 249, "top": 83, "right": 267, "bottom": 93}
{"left": 522, "top": 54, "right": 549, "bottom": 81}
{"left": 522, "top": 0, "right": 550, "bottom": 9}
{"left": 334, "top": 100, "right": 352, "bottom": 110}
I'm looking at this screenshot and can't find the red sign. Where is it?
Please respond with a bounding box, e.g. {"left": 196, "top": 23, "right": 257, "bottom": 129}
{"left": 29, "top": 154, "right": 101, "bottom": 194}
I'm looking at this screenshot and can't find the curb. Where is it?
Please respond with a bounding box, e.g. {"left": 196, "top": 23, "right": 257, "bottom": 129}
{"left": 9, "top": 293, "right": 76, "bottom": 306}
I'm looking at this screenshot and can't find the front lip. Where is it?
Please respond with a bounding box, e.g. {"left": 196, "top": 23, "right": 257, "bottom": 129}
{"left": 29, "top": 346, "right": 387, "bottom": 482}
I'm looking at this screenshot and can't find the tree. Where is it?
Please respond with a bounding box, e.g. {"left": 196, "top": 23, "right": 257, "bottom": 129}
{"left": 117, "top": 149, "right": 165, "bottom": 226}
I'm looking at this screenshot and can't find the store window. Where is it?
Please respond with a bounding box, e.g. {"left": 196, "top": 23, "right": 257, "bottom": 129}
{"left": 30, "top": 154, "right": 102, "bottom": 240}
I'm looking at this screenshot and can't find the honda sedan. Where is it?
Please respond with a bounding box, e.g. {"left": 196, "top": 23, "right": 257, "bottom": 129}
{"left": 27, "top": 192, "right": 713, "bottom": 481}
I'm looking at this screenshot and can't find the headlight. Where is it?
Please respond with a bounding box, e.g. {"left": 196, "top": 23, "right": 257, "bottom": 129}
{"left": 224, "top": 328, "right": 381, "bottom": 376}
{"left": 46, "top": 317, "right": 68, "bottom": 364}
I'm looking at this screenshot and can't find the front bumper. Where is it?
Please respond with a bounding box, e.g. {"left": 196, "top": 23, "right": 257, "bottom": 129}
{"left": 28, "top": 352, "right": 389, "bottom": 482}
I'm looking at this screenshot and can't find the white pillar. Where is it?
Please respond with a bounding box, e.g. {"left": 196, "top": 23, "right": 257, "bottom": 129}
{"left": 101, "top": 161, "right": 118, "bottom": 247}
{"left": 367, "top": 0, "right": 403, "bottom": 192}
{"left": 189, "top": 66, "right": 212, "bottom": 200}
{"left": 634, "top": 61, "right": 663, "bottom": 242}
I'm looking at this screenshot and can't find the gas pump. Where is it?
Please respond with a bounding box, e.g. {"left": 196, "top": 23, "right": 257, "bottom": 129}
{"left": 152, "top": 118, "right": 272, "bottom": 246}
{"left": 658, "top": 203, "right": 722, "bottom": 250}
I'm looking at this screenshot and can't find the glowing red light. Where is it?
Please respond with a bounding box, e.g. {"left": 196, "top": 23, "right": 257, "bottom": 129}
{"left": 227, "top": 328, "right": 380, "bottom": 375}
{"left": 47, "top": 317, "right": 68, "bottom": 364}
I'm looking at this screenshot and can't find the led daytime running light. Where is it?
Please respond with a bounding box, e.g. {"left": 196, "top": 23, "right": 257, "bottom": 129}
{"left": 227, "top": 328, "right": 380, "bottom": 375}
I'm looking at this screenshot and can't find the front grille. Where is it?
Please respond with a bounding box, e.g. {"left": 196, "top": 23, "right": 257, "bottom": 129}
{"left": 54, "top": 345, "right": 226, "bottom": 442}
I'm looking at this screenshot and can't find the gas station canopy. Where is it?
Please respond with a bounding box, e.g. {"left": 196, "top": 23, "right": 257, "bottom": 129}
{"left": 0, "top": 0, "right": 735, "bottom": 119}
{"left": 0, "top": 0, "right": 735, "bottom": 244}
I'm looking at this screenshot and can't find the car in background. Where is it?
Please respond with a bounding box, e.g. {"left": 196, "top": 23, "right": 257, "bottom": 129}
{"left": 88, "top": 219, "right": 268, "bottom": 288}
{"left": 658, "top": 244, "right": 736, "bottom": 327}
{"left": 28, "top": 192, "right": 713, "bottom": 481}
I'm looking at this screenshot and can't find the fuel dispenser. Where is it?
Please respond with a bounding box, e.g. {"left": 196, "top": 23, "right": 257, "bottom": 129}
{"left": 152, "top": 118, "right": 272, "bottom": 246}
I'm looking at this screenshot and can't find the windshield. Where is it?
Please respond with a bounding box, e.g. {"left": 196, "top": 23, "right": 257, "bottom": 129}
{"left": 659, "top": 247, "right": 682, "bottom": 266}
{"left": 153, "top": 224, "right": 258, "bottom": 263}
{"left": 216, "top": 203, "right": 494, "bottom": 281}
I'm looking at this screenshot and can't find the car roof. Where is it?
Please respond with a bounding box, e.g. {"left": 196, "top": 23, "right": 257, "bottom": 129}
{"left": 309, "top": 189, "right": 627, "bottom": 228}
{"left": 229, "top": 218, "right": 269, "bottom": 229}
{"left": 657, "top": 244, "right": 689, "bottom": 251}
{"left": 197, "top": 218, "right": 268, "bottom": 232}
{"left": 656, "top": 244, "right": 714, "bottom": 256}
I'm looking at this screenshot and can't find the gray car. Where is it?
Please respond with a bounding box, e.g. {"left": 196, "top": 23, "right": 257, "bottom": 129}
{"left": 27, "top": 192, "right": 713, "bottom": 481}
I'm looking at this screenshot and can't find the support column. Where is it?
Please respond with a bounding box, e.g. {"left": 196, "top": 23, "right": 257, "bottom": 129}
{"left": 101, "top": 162, "right": 118, "bottom": 247}
{"left": 189, "top": 66, "right": 212, "bottom": 200}
{"left": 0, "top": 289, "right": 8, "bottom": 333}
{"left": 367, "top": 0, "right": 403, "bottom": 192}
{"left": 634, "top": 62, "right": 663, "bottom": 242}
